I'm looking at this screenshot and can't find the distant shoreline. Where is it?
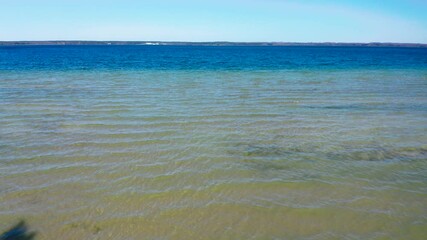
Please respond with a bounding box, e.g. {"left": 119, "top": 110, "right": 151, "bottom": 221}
{"left": 0, "top": 41, "right": 426, "bottom": 47}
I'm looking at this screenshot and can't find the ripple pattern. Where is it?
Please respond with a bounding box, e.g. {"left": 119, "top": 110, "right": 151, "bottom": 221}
{"left": 1, "top": 69, "right": 427, "bottom": 239}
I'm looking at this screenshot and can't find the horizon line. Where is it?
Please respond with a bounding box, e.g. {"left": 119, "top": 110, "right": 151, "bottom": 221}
{"left": 1, "top": 41, "right": 427, "bottom": 47}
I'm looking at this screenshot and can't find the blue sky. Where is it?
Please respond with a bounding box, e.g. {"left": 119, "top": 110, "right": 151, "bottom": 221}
{"left": 1, "top": 0, "right": 426, "bottom": 43}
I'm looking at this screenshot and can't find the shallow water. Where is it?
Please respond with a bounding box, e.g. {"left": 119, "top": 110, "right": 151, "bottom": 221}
{"left": 0, "top": 46, "right": 427, "bottom": 239}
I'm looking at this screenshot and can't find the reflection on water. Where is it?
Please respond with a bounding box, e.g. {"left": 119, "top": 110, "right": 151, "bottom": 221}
{"left": 0, "top": 68, "right": 426, "bottom": 239}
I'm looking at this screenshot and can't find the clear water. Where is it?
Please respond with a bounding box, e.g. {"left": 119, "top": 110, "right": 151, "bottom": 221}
{"left": 0, "top": 46, "right": 426, "bottom": 239}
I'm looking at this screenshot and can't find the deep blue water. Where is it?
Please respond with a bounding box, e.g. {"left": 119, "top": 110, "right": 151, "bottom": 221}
{"left": 1, "top": 45, "right": 426, "bottom": 71}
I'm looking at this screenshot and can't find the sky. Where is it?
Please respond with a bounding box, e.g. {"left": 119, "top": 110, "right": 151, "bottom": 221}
{"left": 1, "top": 0, "right": 426, "bottom": 43}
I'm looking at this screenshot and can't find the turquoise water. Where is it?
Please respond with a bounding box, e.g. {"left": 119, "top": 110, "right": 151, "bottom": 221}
{"left": 0, "top": 46, "right": 427, "bottom": 239}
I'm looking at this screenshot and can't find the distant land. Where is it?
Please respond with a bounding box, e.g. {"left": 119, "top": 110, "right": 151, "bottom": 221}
{"left": 0, "top": 41, "right": 426, "bottom": 47}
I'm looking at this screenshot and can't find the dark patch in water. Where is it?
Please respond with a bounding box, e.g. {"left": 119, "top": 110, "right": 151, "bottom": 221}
{"left": 229, "top": 142, "right": 427, "bottom": 164}
{"left": 229, "top": 143, "right": 307, "bottom": 158}
{"left": 328, "top": 146, "right": 427, "bottom": 162}
{"left": 227, "top": 142, "right": 308, "bottom": 172}
{"left": 328, "top": 148, "right": 395, "bottom": 161}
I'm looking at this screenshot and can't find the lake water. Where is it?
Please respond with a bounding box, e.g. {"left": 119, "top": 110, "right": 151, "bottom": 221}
{"left": 0, "top": 46, "right": 426, "bottom": 239}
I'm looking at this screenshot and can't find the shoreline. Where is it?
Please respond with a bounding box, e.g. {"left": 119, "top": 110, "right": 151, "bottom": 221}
{"left": 1, "top": 41, "right": 427, "bottom": 47}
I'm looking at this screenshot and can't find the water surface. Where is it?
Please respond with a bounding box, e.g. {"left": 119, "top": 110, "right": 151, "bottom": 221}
{"left": 0, "top": 46, "right": 427, "bottom": 239}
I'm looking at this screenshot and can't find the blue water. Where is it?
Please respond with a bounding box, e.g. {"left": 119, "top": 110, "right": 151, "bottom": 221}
{"left": 0, "top": 46, "right": 426, "bottom": 239}
{"left": 1, "top": 45, "right": 426, "bottom": 71}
